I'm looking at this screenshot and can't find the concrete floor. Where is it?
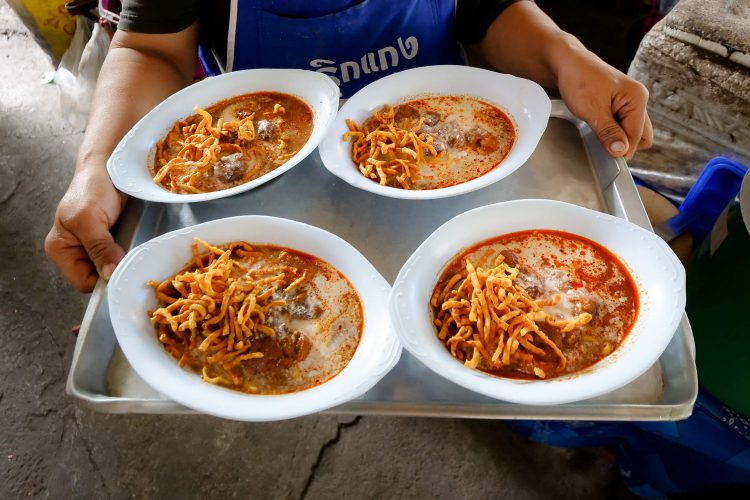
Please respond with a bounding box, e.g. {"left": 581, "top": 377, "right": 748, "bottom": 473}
{"left": 0, "top": 4, "right": 636, "bottom": 499}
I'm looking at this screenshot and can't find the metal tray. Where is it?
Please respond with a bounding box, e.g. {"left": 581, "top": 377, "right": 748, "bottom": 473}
{"left": 66, "top": 101, "right": 698, "bottom": 420}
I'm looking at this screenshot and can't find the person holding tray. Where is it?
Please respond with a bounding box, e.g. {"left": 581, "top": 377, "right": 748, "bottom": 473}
{"left": 45, "top": 0, "right": 653, "bottom": 291}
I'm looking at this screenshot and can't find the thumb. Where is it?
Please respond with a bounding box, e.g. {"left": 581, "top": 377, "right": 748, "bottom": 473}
{"left": 590, "top": 115, "right": 629, "bottom": 157}
{"left": 77, "top": 220, "right": 125, "bottom": 281}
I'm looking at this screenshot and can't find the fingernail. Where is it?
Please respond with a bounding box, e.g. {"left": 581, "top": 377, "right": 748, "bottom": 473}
{"left": 610, "top": 141, "right": 626, "bottom": 154}
{"left": 101, "top": 264, "right": 115, "bottom": 281}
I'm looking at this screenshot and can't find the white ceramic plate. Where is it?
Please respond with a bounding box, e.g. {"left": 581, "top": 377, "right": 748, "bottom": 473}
{"left": 107, "top": 69, "right": 339, "bottom": 203}
{"left": 389, "top": 199, "right": 686, "bottom": 405}
{"left": 108, "top": 216, "right": 401, "bottom": 421}
{"left": 318, "top": 65, "right": 551, "bottom": 200}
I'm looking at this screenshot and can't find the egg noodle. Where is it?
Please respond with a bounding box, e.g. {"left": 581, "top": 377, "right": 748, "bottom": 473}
{"left": 147, "top": 238, "right": 309, "bottom": 392}
{"left": 431, "top": 253, "right": 593, "bottom": 379}
{"left": 152, "top": 107, "right": 259, "bottom": 194}
{"left": 343, "top": 105, "right": 443, "bottom": 189}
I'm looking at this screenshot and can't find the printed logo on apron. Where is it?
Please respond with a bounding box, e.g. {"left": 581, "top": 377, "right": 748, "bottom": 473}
{"left": 210, "top": 0, "right": 464, "bottom": 97}
{"left": 309, "top": 35, "right": 420, "bottom": 89}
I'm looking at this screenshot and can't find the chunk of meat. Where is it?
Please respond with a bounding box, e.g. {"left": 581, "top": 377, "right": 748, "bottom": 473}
{"left": 221, "top": 130, "right": 238, "bottom": 143}
{"left": 286, "top": 297, "right": 323, "bottom": 319}
{"left": 430, "top": 137, "right": 447, "bottom": 153}
{"left": 394, "top": 104, "right": 420, "bottom": 126}
{"left": 280, "top": 331, "right": 312, "bottom": 362}
{"left": 212, "top": 153, "right": 245, "bottom": 183}
{"left": 573, "top": 296, "right": 600, "bottom": 319}
{"left": 466, "top": 127, "right": 499, "bottom": 154}
{"left": 499, "top": 249, "right": 519, "bottom": 268}
{"left": 246, "top": 331, "right": 310, "bottom": 370}
{"left": 271, "top": 290, "right": 322, "bottom": 320}
{"left": 446, "top": 130, "right": 466, "bottom": 149}
{"left": 422, "top": 110, "right": 441, "bottom": 127}
{"left": 256, "top": 119, "right": 281, "bottom": 141}
{"left": 465, "top": 127, "right": 487, "bottom": 145}
{"left": 420, "top": 121, "right": 465, "bottom": 152}
{"left": 516, "top": 265, "right": 544, "bottom": 298}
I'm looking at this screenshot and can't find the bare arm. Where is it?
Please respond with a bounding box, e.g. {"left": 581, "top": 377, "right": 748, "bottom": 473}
{"left": 76, "top": 25, "right": 198, "bottom": 173}
{"left": 46, "top": 23, "right": 199, "bottom": 292}
{"left": 477, "top": 1, "right": 653, "bottom": 159}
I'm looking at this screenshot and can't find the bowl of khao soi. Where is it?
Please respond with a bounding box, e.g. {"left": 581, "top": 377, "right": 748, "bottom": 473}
{"left": 107, "top": 69, "right": 339, "bottom": 203}
{"left": 389, "top": 199, "right": 686, "bottom": 405}
{"left": 152, "top": 92, "right": 313, "bottom": 195}
{"left": 318, "top": 65, "right": 551, "bottom": 200}
{"left": 107, "top": 216, "right": 401, "bottom": 421}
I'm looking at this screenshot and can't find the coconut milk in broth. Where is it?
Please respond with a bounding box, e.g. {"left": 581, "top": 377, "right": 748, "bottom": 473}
{"left": 448, "top": 230, "right": 638, "bottom": 374}
{"left": 396, "top": 96, "right": 516, "bottom": 189}
{"left": 237, "top": 248, "right": 363, "bottom": 394}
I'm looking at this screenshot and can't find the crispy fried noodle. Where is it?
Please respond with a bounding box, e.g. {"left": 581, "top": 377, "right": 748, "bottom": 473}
{"left": 431, "top": 253, "right": 593, "bottom": 379}
{"left": 147, "top": 238, "right": 309, "bottom": 392}
{"left": 153, "top": 106, "right": 258, "bottom": 193}
{"left": 343, "top": 105, "right": 443, "bottom": 189}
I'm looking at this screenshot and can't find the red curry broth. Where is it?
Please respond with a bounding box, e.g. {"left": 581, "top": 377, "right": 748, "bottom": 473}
{"left": 153, "top": 91, "right": 313, "bottom": 194}
{"left": 432, "top": 230, "right": 639, "bottom": 379}
{"left": 375, "top": 95, "right": 516, "bottom": 189}
{"left": 151, "top": 243, "right": 363, "bottom": 395}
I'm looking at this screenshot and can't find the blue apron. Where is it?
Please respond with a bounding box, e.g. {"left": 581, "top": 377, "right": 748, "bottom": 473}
{"left": 200, "top": 0, "right": 464, "bottom": 97}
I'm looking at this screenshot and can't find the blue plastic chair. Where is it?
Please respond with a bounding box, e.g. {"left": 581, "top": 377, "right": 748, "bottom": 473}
{"left": 647, "top": 156, "right": 747, "bottom": 246}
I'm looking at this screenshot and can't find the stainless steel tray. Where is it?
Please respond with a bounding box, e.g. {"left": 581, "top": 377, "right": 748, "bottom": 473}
{"left": 66, "top": 101, "right": 698, "bottom": 420}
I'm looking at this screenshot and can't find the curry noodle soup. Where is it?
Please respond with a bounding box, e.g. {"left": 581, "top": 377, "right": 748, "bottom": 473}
{"left": 152, "top": 92, "right": 313, "bottom": 194}
{"left": 343, "top": 96, "right": 515, "bottom": 189}
{"left": 431, "top": 230, "right": 638, "bottom": 380}
{"left": 147, "top": 239, "right": 363, "bottom": 394}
